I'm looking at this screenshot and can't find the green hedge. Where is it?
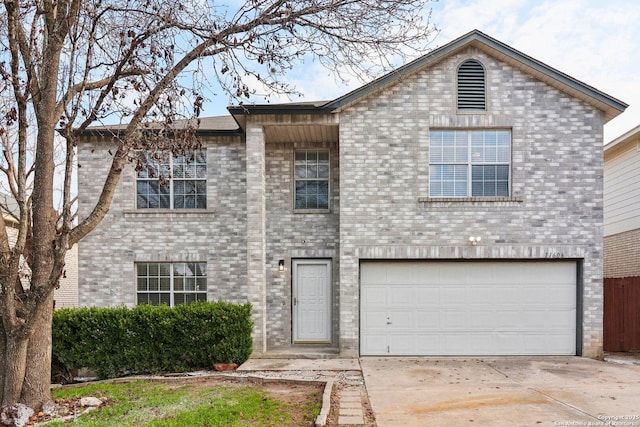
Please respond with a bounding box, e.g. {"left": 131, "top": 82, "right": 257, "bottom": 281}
{"left": 52, "top": 301, "right": 252, "bottom": 382}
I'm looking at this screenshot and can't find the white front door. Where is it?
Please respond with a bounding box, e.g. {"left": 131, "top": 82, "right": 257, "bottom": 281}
{"left": 293, "top": 259, "right": 332, "bottom": 343}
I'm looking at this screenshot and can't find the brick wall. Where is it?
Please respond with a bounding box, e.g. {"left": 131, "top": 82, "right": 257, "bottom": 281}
{"left": 338, "top": 46, "right": 605, "bottom": 358}
{"left": 77, "top": 136, "right": 248, "bottom": 308}
{"left": 604, "top": 228, "right": 640, "bottom": 278}
{"left": 77, "top": 130, "right": 342, "bottom": 353}
{"left": 264, "top": 140, "right": 340, "bottom": 348}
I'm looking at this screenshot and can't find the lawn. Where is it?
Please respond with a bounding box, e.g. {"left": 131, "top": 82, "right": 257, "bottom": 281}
{"left": 44, "top": 377, "right": 323, "bottom": 426}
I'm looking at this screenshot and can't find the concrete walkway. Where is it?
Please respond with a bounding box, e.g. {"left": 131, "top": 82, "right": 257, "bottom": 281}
{"left": 361, "top": 357, "right": 640, "bottom": 427}
{"left": 238, "top": 358, "right": 371, "bottom": 425}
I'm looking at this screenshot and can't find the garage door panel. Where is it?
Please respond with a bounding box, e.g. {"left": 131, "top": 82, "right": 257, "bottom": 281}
{"left": 521, "top": 333, "right": 572, "bottom": 354}
{"left": 388, "top": 334, "right": 418, "bottom": 354}
{"left": 413, "top": 334, "right": 442, "bottom": 353}
{"left": 360, "top": 261, "right": 576, "bottom": 356}
{"left": 443, "top": 333, "right": 495, "bottom": 354}
{"left": 494, "top": 310, "right": 521, "bottom": 325}
{"left": 387, "top": 311, "right": 412, "bottom": 329}
{"left": 441, "top": 286, "right": 467, "bottom": 304}
{"left": 361, "top": 309, "right": 387, "bottom": 329}
{"left": 467, "top": 287, "right": 496, "bottom": 304}
{"left": 437, "top": 265, "right": 473, "bottom": 284}
{"left": 441, "top": 310, "right": 467, "bottom": 329}
{"left": 415, "top": 287, "right": 440, "bottom": 305}
{"left": 361, "top": 333, "right": 388, "bottom": 354}
{"left": 495, "top": 333, "right": 523, "bottom": 350}
{"left": 467, "top": 310, "right": 498, "bottom": 329}
{"left": 361, "top": 286, "right": 386, "bottom": 305}
{"left": 360, "top": 264, "right": 388, "bottom": 285}
{"left": 387, "top": 287, "right": 415, "bottom": 306}
{"left": 553, "top": 286, "right": 578, "bottom": 301}
{"left": 544, "top": 310, "right": 576, "bottom": 329}
{"left": 519, "top": 287, "right": 550, "bottom": 303}
{"left": 542, "top": 263, "right": 577, "bottom": 282}
{"left": 415, "top": 310, "right": 439, "bottom": 328}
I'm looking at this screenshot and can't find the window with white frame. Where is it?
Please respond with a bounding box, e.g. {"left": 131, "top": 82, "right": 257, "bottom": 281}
{"left": 136, "top": 262, "right": 207, "bottom": 306}
{"left": 294, "top": 150, "right": 330, "bottom": 210}
{"left": 136, "top": 150, "right": 206, "bottom": 209}
{"left": 429, "top": 130, "right": 511, "bottom": 197}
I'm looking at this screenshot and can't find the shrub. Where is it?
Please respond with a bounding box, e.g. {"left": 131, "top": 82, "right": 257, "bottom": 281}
{"left": 52, "top": 301, "right": 252, "bottom": 381}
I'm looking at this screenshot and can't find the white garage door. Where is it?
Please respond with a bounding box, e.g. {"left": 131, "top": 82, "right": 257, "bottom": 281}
{"left": 360, "top": 261, "right": 577, "bottom": 356}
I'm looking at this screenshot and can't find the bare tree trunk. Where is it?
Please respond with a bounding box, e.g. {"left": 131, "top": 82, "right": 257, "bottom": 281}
{"left": 0, "top": 326, "right": 6, "bottom": 404}
{"left": 20, "top": 293, "right": 54, "bottom": 409}
{"left": 1, "top": 334, "right": 28, "bottom": 407}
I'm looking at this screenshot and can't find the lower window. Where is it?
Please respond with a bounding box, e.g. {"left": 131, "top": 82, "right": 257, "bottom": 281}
{"left": 136, "top": 262, "right": 207, "bottom": 306}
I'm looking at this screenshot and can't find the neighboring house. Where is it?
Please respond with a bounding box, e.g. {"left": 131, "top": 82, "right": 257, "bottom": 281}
{"left": 1, "top": 194, "right": 79, "bottom": 309}
{"left": 77, "top": 30, "right": 627, "bottom": 359}
{"left": 603, "top": 125, "right": 640, "bottom": 351}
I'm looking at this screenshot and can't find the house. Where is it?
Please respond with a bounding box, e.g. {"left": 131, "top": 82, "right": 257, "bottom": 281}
{"left": 77, "top": 30, "right": 627, "bottom": 359}
{"left": 603, "top": 125, "right": 640, "bottom": 351}
{"left": 1, "top": 193, "right": 79, "bottom": 309}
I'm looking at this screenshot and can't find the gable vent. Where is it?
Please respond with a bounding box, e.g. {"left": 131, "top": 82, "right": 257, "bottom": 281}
{"left": 457, "top": 59, "right": 486, "bottom": 110}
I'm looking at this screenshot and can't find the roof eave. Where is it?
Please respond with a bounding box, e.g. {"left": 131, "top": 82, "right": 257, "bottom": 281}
{"left": 227, "top": 103, "right": 333, "bottom": 115}
{"left": 80, "top": 128, "right": 244, "bottom": 138}
{"left": 604, "top": 123, "right": 640, "bottom": 152}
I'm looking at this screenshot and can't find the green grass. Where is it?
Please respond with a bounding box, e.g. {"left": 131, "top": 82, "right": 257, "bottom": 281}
{"left": 48, "top": 380, "right": 321, "bottom": 426}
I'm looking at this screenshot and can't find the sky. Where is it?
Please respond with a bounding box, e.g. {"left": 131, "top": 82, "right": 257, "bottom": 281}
{"left": 202, "top": 0, "right": 639, "bottom": 143}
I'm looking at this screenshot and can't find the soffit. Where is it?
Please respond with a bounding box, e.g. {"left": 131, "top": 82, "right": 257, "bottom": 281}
{"left": 263, "top": 124, "right": 339, "bottom": 143}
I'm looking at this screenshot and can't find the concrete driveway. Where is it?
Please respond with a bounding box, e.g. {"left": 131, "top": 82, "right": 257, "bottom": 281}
{"left": 361, "top": 357, "right": 640, "bottom": 427}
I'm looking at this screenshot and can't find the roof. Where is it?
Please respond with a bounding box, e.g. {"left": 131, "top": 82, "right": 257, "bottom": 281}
{"left": 604, "top": 124, "right": 640, "bottom": 153}
{"left": 231, "top": 29, "right": 626, "bottom": 123}
{"left": 83, "top": 115, "right": 242, "bottom": 137}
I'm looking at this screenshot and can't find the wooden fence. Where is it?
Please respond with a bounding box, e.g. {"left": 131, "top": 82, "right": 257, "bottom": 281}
{"left": 604, "top": 276, "right": 640, "bottom": 352}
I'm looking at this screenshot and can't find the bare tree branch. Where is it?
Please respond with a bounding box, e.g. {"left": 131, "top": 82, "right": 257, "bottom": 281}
{"left": 0, "top": 0, "right": 437, "bottom": 409}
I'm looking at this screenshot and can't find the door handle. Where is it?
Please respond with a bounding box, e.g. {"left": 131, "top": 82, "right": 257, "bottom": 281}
{"left": 294, "top": 297, "right": 297, "bottom": 306}
{"left": 386, "top": 317, "right": 392, "bottom": 325}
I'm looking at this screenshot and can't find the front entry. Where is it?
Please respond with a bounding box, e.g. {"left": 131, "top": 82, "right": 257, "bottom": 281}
{"left": 292, "top": 259, "right": 332, "bottom": 343}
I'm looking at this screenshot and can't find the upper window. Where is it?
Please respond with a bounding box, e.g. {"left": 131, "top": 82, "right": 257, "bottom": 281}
{"left": 294, "top": 150, "right": 329, "bottom": 210}
{"left": 136, "top": 150, "right": 206, "bottom": 209}
{"left": 429, "top": 130, "right": 511, "bottom": 197}
{"left": 136, "top": 262, "right": 207, "bottom": 306}
{"left": 457, "top": 59, "right": 486, "bottom": 110}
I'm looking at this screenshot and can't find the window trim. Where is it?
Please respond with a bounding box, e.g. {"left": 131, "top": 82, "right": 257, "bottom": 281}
{"left": 429, "top": 129, "right": 512, "bottom": 198}
{"left": 135, "top": 262, "right": 207, "bottom": 307}
{"left": 293, "top": 149, "right": 331, "bottom": 212}
{"left": 135, "top": 150, "right": 207, "bottom": 210}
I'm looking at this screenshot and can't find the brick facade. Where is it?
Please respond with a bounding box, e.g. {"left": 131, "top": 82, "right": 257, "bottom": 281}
{"left": 604, "top": 229, "right": 640, "bottom": 278}
{"left": 77, "top": 32, "right": 622, "bottom": 359}
{"left": 337, "top": 46, "right": 605, "bottom": 358}
{"left": 78, "top": 135, "right": 249, "bottom": 308}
